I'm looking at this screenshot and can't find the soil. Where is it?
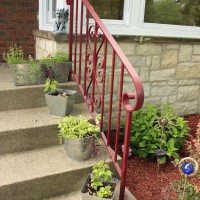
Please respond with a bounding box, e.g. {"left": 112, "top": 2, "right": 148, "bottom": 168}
{"left": 124, "top": 114, "right": 200, "bottom": 200}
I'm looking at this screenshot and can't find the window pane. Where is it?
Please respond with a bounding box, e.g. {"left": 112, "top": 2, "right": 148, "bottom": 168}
{"left": 144, "top": 0, "right": 200, "bottom": 27}
{"left": 89, "top": 0, "right": 124, "bottom": 20}
{"left": 52, "top": 0, "right": 57, "bottom": 18}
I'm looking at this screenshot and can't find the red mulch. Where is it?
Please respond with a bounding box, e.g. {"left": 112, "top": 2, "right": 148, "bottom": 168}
{"left": 124, "top": 114, "right": 200, "bottom": 200}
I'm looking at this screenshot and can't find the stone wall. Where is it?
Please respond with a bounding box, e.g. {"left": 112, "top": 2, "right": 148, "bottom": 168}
{"left": 34, "top": 31, "right": 200, "bottom": 117}
{"left": 0, "top": 0, "right": 38, "bottom": 61}
{"left": 116, "top": 39, "right": 200, "bottom": 116}
{"left": 33, "top": 30, "right": 69, "bottom": 59}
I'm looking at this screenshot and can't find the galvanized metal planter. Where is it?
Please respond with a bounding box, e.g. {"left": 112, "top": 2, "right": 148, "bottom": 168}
{"left": 64, "top": 136, "right": 93, "bottom": 161}
{"left": 45, "top": 89, "right": 77, "bottom": 117}
{"left": 81, "top": 174, "right": 118, "bottom": 200}
{"left": 9, "top": 62, "right": 71, "bottom": 86}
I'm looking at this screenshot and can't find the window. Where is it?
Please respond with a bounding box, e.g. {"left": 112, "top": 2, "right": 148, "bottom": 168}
{"left": 89, "top": 0, "right": 124, "bottom": 20}
{"left": 39, "top": 0, "right": 67, "bottom": 31}
{"left": 46, "top": 0, "right": 57, "bottom": 24}
{"left": 39, "top": 0, "right": 200, "bottom": 39}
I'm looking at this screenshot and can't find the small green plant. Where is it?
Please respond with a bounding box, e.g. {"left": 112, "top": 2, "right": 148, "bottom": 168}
{"left": 58, "top": 115, "right": 100, "bottom": 143}
{"left": 91, "top": 161, "right": 113, "bottom": 198}
{"left": 3, "top": 43, "right": 26, "bottom": 64}
{"left": 173, "top": 177, "right": 200, "bottom": 200}
{"left": 39, "top": 51, "right": 69, "bottom": 64}
{"left": 43, "top": 67, "right": 59, "bottom": 93}
{"left": 128, "top": 103, "right": 189, "bottom": 163}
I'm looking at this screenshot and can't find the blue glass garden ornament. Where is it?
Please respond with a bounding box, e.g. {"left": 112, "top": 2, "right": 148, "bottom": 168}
{"left": 181, "top": 162, "right": 195, "bottom": 175}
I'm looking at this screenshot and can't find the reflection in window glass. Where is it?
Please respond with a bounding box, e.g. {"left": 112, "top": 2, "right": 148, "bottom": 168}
{"left": 89, "top": 0, "right": 124, "bottom": 20}
{"left": 52, "top": 0, "right": 57, "bottom": 18}
{"left": 144, "top": 0, "right": 200, "bottom": 27}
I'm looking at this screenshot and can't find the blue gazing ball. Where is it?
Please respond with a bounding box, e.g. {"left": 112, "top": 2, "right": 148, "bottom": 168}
{"left": 181, "top": 162, "right": 195, "bottom": 175}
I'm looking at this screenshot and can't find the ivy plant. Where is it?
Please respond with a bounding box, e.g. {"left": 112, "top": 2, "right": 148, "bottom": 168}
{"left": 91, "top": 161, "right": 113, "bottom": 198}
{"left": 128, "top": 103, "right": 189, "bottom": 163}
{"left": 58, "top": 115, "right": 100, "bottom": 143}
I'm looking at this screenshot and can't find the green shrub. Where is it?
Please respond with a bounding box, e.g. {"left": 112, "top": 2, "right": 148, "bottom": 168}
{"left": 129, "top": 103, "right": 189, "bottom": 162}
{"left": 3, "top": 43, "right": 26, "bottom": 64}
{"left": 39, "top": 51, "right": 69, "bottom": 64}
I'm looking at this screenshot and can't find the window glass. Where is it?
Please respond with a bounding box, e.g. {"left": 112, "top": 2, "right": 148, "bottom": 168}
{"left": 89, "top": 0, "right": 124, "bottom": 20}
{"left": 144, "top": 0, "right": 200, "bottom": 27}
{"left": 52, "top": 0, "right": 57, "bottom": 18}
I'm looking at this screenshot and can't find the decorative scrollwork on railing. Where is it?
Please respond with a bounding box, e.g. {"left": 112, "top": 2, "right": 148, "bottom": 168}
{"left": 85, "top": 24, "right": 105, "bottom": 111}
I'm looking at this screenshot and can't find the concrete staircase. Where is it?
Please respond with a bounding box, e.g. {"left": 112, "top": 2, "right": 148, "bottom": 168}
{"left": 0, "top": 64, "right": 136, "bottom": 200}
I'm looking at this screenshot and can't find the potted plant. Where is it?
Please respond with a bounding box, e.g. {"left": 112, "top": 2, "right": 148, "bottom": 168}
{"left": 44, "top": 67, "right": 77, "bottom": 117}
{"left": 3, "top": 43, "right": 71, "bottom": 86}
{"left": 58, "top": 115, "right": 100, "bottom": 161}
{"left": 81, "top": 161, "right": 118, "bottom": 200}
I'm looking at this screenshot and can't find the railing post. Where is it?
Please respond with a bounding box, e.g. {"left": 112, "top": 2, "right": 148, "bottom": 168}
{"left": 66, "top": 0, "right": 74, "bottom": 63}
{"left": 119, "top": 111, "right": 132, "bottom": 200}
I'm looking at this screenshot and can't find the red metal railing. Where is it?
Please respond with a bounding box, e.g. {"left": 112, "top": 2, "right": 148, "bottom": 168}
{"left": 66, "top": 0, "right": 144, "bottom": 199}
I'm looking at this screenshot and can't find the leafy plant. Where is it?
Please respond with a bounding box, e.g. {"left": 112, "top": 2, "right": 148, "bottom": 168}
{"left": 43, "top": 67, "right": 59, "bottom": 93}
{"left": 91, "top": 161, "right": 113, "bottom": 198}
{"left": 58, "top": 115, "right": 100, "bottom": 143}
{"left": 39, "top": 51, "right": 69, "bottom": 64}
{"left": 3, "top": 43, "right": 26, "bottom": 64}
{"left": 173, "top": 177, "right": 200, "bottom": 200}
{"left": 128, "top": 103, "right": 189, "bottom": 163}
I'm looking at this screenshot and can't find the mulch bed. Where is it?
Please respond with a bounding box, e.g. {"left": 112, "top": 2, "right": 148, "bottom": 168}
{"left": 125, "top": 114, "right": 200, "bottom": 200}
{"left": 105, "top": 114, "right": 200, "bottom": 200}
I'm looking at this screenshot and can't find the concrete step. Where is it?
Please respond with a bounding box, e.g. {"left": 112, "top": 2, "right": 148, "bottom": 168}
{"left": 46, "top": 186, "right": 137, "bottom": 200}
{"left": 0, "top": 144, "right": 119, "bottom": 200}
{"left": 0, "top": 103, "right": 91, "bottom": 155}
{"left": 0, "top": 66, "right": 84, "bottom": 111}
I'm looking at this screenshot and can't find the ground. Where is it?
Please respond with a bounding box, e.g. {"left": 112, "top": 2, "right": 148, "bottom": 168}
{"left": 125, "top": 114, "right": 200, "bottom": 200}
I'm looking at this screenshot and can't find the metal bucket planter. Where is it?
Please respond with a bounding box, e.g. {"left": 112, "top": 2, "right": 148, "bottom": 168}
{"left": 45, "top": 89, "right": 77, "bottom": 117}
{"left": 9, "top": 62, "right": 71, "bottom": 86}
{"left": 81, "top": 174, "right": 118, "bottom": 200}
{"left": 64, "top": 136, "right": 93, "bottom": 161}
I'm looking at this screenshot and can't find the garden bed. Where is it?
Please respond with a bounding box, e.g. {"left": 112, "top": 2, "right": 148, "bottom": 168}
{"left": 125, "top": 114, "right": 200, "bottom": 200}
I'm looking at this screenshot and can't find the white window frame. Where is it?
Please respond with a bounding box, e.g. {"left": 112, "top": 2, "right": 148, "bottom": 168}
{"left": 39, "top": 0, "right": 200, "bottom": 39}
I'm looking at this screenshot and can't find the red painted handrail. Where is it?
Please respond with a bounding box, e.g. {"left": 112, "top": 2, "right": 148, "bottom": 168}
{"left": 66, "top": 0, "right": 144, "bottom": 199}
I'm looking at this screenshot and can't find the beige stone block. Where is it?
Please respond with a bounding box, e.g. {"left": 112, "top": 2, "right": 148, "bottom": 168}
{"left": 194, "top": 45, "right": 200, "bottom": 54}
{"left": 161, "top": 97, "right": 168, "bottom": 104}
{"left": 179, "top": 45, "right": 193, "bottom": 61}
{"left": 136, "top": 44, "right": 162, "bottom": 55}
{"left": 151, "top": 56, "right": 160, "bottom": 69}
{"left": 161, "top": 50, "right": 178, "bottom": 67}
{"left": 179, "top": 80, "right": 196, "bottom": 85}
{"left": 192, "top": 55, "right": 200, "bottom": 62}
{"left": 151, "top": 86, "right": 177, "bottom": 96}
{"left": 119, "top": 42, "right": 136, "bottom": 55}
{"left": 167, "top": 44, "right": 179, "bottom": 50}
{"left": 127, "top": 56, "right": 146, "bottom": 68}
{"left": 174, "top": 101, "right": 198, "bottom": 116}
{"left": 45, "top": 40, "right": 54, "bottom": 53}
{"left": 146, "top": 56, "right": 152, "bottom": 67}
{"left": 139, "top": 67, "right": 149, "bottom": 82}
{"left": 143, "top": 97, "right": 161, "bottom": 106}
{"left": 168, "top": 95, "right": 177, "bottom": 104}
{"left": 152, "top": 81, "right": 167, "bottom": 86}
{"left": 143, "top": 83, "right": 150, "bottom": 97}
{"left": 150, "top": 69, "right": 175, "bottom": 81}
{"left": 168, "top": 80, "right": 178, "bottom": 85}
{"left": 56, "top": 42, "right": 70, "bottom": 52}
{"left": 178, "top": 86, "right": 199, "bottom": 101}
{"left": 176, "top": 63, "right": 200, "bottom": 79}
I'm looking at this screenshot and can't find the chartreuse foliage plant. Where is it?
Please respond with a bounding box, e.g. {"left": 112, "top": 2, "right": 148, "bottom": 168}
{"left": 58, "top": 115, "right": 100, "bottom": 143}
{"left": 3, "top": 43, "right": 26, "bottom": 64}
{"left": 91, "top": 161, "right": 113, "bottom": 198}
{"left": 129, "top": 103, "right": 189, "bottom": 163}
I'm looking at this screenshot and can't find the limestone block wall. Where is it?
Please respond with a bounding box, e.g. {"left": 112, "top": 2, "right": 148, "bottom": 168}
{"left": 116, "top": 39, "right": 200, "bottom": 116}
{"left": 33, "top": 30, "right": 69, "bottom": 59}
{"left": 33, "top": 31, "right": 200, "bottom": 117}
